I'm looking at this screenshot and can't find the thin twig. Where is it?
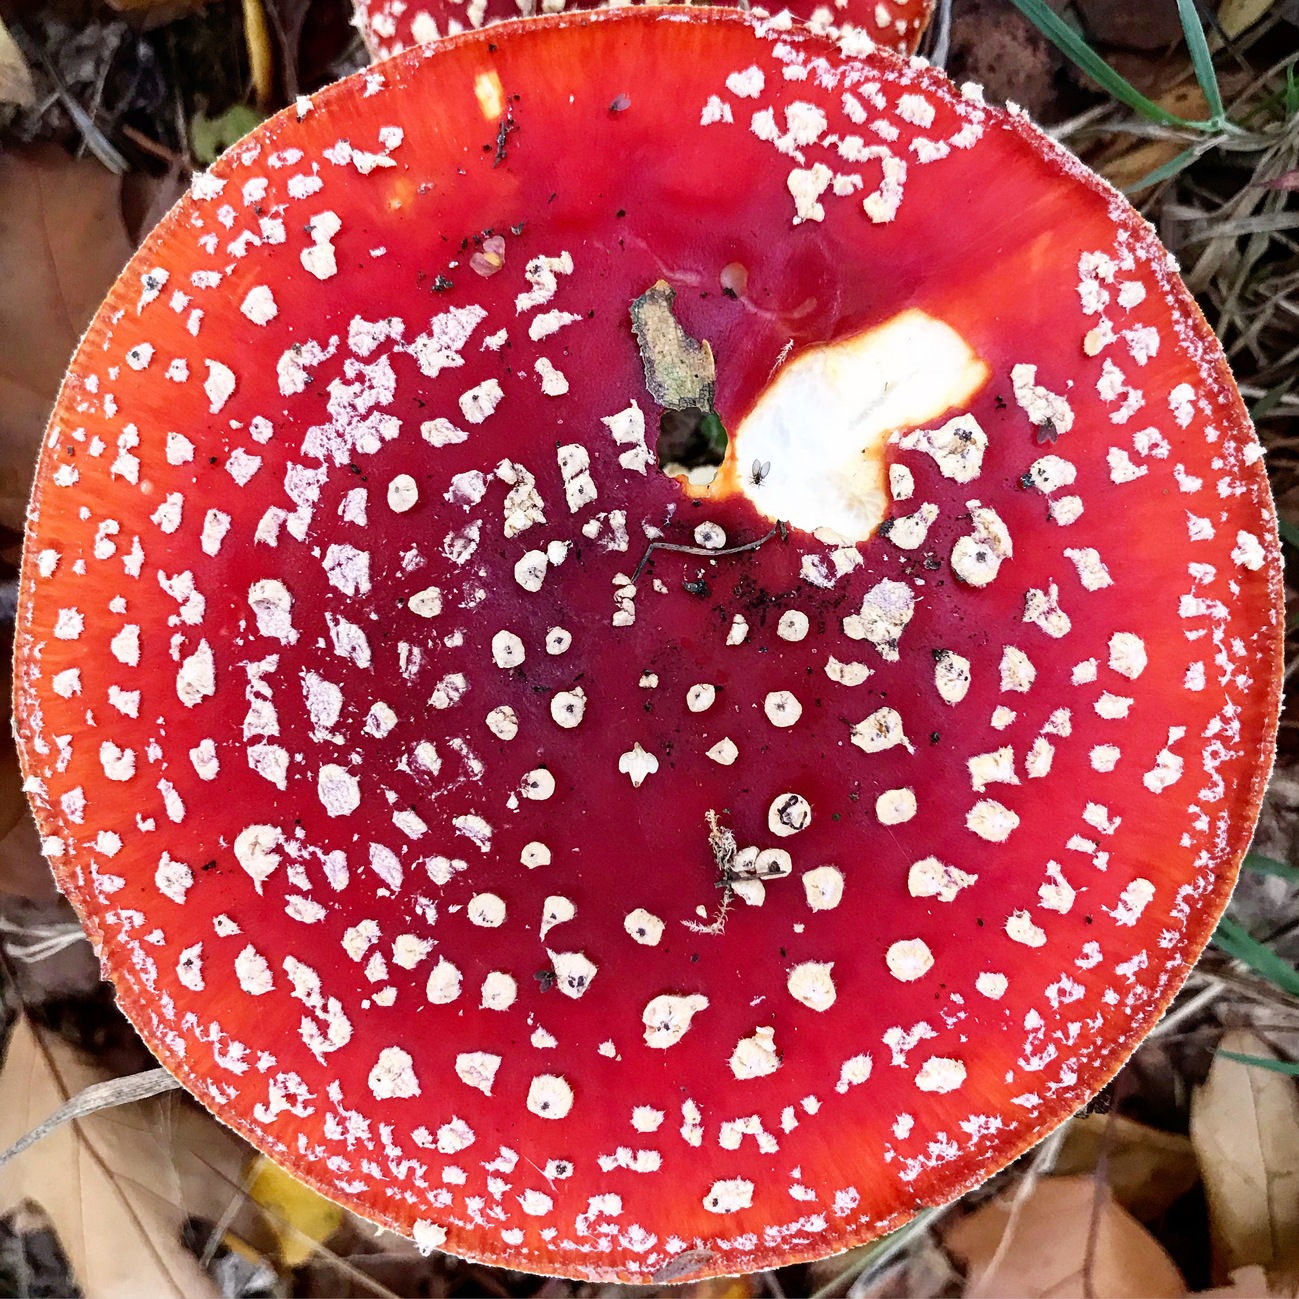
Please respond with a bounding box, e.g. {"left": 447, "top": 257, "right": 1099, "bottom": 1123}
{"left": 1147, "top": 977, "right": 1223, "bottom": 1039}
{"left": 631, "top": 520, "right": 786, "bottom": 584}
{"left": 120, "top": 124, "right": 188, "bottom": 168}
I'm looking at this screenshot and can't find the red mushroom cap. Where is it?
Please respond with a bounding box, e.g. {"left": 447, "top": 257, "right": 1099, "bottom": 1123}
{"left": 15, "top": 9, "right": 1281, "bottom": 1284}
{"left": 356, "top": 0, "right": 934, "bottom": 59}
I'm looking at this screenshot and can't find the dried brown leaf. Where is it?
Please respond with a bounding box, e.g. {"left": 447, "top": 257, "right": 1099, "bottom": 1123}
{"left": 1095, "top": 86, "right": 1209, "bottom": 196}
{"left": 0, "top": 732, "right": 59, "bottom": 902}
{"left": 0, "top": 147, "right": 134, "bottom": 533}
{"left": 1190, "top": 1030, "right": 1299, "bottom": 1282}
{"left": 1196, "top": 1264, "right": 1286, "bottom": 1297}
{"left": 0, "top": 1016, "right": 250, "bottom": 1299}
{"left": 944, "top": 1174, "right": 1187, "bottom": 1298}
{"left": 1054, "top": 1113, "right": 1200, "bottom": 1222}
{"left": 0, "top": 19, "right": 35, "bottom": 107}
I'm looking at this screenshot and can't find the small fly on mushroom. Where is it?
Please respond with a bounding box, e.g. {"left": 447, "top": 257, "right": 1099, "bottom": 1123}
{"left": 15, "top": 9, "right": 1281, "bottom": 1287}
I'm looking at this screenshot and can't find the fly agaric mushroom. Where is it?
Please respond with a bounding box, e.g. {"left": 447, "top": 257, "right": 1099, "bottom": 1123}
{"left": 15, "top": 8, "right": 1281, "bottom": 1285}
{"left": 356, "top": 0, "right": 933, "bottom": 59}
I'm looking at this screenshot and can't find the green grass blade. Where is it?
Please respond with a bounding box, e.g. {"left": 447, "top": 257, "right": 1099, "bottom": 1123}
{"left": 1250, "top": 383, "right": 1290, "bottom": 420}
{"left": 1243, "top": 852, "right": 1299, "bottom": 883}
{"left": 1006, "top": 0, "right": 1203, "bottom": 128}
{"left": 1176, "top": 0, "right": 1226, "bottom": 125}
{"left": 1214, "top": 916, "right": 1299, "bottom": 997}
{"left": 1218, "top": 1050, "right": 1299, "bottom": 1076}
{"left": 1278, "top": 516, "right": 1299, "bottom": 549}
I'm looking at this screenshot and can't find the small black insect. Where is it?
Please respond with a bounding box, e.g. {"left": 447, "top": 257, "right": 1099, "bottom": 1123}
{"left": 750, "top": 459, "right": 772, "bottom": 486}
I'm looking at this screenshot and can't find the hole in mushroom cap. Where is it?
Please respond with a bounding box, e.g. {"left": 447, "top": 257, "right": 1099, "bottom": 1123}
{"left": 657, "top": 407, "right": 728, "bottom": 484}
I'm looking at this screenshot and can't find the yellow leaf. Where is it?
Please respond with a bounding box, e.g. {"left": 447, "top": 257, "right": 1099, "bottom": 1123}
{"left": 0, "top": 1017, "right": 249, "bottom": 1299}
{"left": 1219, "top": 0, "right": 1277, "bottom": 38}
{"left": 1190, "top": 1030, "right": 1299, "bottom": 1283}
{"left": 944, "top": 1174, "right": 1186, "bottom": 1297}
{"left": 247, "top": 1154, "right": 344, "bottom": 1268}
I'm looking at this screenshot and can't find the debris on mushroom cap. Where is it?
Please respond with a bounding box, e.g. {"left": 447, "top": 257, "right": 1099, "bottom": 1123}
{"left": 356, "top": 0, "right": 934, "bottom": 60}
{"left": 14, "top": 8, "right": 1281, "bottom": 1286}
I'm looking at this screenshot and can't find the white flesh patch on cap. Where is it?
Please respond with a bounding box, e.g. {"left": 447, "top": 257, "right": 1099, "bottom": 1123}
{"left": 248, "top": 579, "right": 298, "bottom": 644}
{"left": 1012, "top": 363, "right": 1074, "bottom": 436}
{"left": 850, "top": 706, "right": 912, "bottom": 754}
{"left": 731, "top": 309, "right": 987, "bottom": 541}
{"left": 521, "top": 768, "right": 556, "bottom": 801}
{"left": 843, "top": 578, "right": 914, "bottom": 660}
{"left": 999, "top": 646, "right": 1035, "bottom": 692}
{"left": 467, "top": 894, "right": 505, "bottom": 927}
{"left": 826, "top": 656, "right": 871, "bottom": 686}
{"left": 486, "top": 706, "right": 518, "bottom": 740}
{"left": 1109, "top": 632, "right": 1148, "bottom": 679}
